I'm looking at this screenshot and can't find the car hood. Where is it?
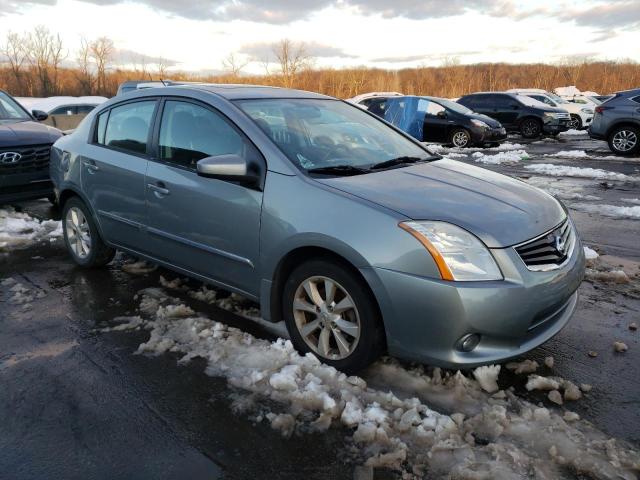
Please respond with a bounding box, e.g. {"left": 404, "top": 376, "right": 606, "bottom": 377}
{"left": 317, "top": 159, "right": 565, "bottom": 248}
{"left": 0, "top": 120, "right": 62, "bottom": 147}
{"left": 467, "top": 112, "right": 502, "bottom": 128}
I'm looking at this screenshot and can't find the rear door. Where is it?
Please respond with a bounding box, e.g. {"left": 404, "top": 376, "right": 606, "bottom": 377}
{"left": 145, "top": 98, "right": 264, "bottom": 295}
{"left": 81, "top": 99, "right": 158, "bottom": 250}
{"left": 491, "top": 95, "right": 520, "bottom": 127}
{"left": 422, "top": 99, "right": 449, "bottom": 142}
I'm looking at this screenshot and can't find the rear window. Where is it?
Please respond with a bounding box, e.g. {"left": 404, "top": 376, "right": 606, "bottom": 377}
{"left": 100, "top": 101, "right": 156, "bottom": 155}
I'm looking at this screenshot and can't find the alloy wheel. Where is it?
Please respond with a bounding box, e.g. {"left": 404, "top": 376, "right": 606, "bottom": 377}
{"left": 452, "top": 131, "right": 470, "bottom": 148}
{"left": 292, "top": 275, "right": 361, "bottom": 360}
{"left": 612, "top": 129, "right": 638, "bottom": 152}
{"left": 65, "top": 206, "right": 91, "bottom": 259}
{"left": 522, "top": 120, "right": 540, "bottom": 137}
{"left": 568, "top": 115, "right": 581, "bottom": 130}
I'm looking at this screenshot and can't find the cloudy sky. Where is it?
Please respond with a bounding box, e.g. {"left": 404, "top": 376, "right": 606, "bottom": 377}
{"left": 1, "top": 0, "right": 638, "bottom": 74}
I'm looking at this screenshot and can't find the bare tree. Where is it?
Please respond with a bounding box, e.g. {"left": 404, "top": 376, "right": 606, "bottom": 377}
{"left": 1, "top": 32, "right": 28, "bottom": 94}
{"left": 222, "top": 52, "right": 248, "bottom": 78}
{"left": 90, "top": 37, "right": 114, "bottom": 95}
{"left": 24, "top": 26, "right": 66, "bottom": 96}
{"left": 75, "top": 36, "right": 94, "bottom": 94}
{"left": 272, "top": 39, "right": 312, "bottom": 88}
{"left": 156, "top": 56, "right": 169, "bottom": 78}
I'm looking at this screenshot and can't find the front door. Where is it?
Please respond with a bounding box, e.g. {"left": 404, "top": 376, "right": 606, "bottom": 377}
{"left": 81, "top": 99, "right": 157, "bottom": 250}
{"left": 422, "top": 100, "right": 449, "bottom": 142}
{"left": 145, "top": 99, "right": 264, "bottom": 296}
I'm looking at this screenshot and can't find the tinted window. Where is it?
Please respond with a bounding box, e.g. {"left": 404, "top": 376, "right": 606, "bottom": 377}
{"left": 367, "top": 98, "right": 388, "bottom": 117}
{"left": 423, "top": 100, "right": 445, "bottom": 116}
{"left": 491, "top": 95, "right": 515, "bottom": 108}
{"left": 632, "top": 96, "right": 640, "bottom": 104}
{"left": 50, "top": 106, "right": 75, "bottom": 115}
{"left": 76, "top": 105, "right": 96, "bottom": 114}
{"left": 102, "top": 101, "right": 156, "bottom": 154}
{"left": 159, "top": 100, "right": 245, "bottom": 169}
{"left": 531, "top": 95, "right": 555, "bottom": 106}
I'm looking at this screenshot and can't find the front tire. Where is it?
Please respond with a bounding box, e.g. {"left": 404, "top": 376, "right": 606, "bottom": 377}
{"left": 62, "top": 197, "right": 115, "bottom": 267}
{"left": 568, "top": 114, "right": 582, "bottom": 130}
{"left": 282, "top": 258, "right": 385, "bottom": 373}
{"left": 449, "top": 128, "right": 471, "bottom": 148}
{"left": 520, "top": 118, "right": 542, "bottom": 138}
{"left": 608, "top": 126, "right": 640, "bottom": 156}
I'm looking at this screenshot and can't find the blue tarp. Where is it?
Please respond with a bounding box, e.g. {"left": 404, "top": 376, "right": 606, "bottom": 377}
{"left": 383, "top": 96, "right": 427, "bottom": 140}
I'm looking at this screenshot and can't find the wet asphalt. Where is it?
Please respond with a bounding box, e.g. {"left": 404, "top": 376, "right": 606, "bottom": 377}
{"left": 1, "top": 132, "right": 639, "bottom": 479}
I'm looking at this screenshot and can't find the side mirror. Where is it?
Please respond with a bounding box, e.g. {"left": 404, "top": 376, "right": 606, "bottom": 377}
{"left": 436, "top": 110, "right": 447, "bottom": 119}
{"left": 32, "top": 109, "right": 48, "bottom": 121}
{"left": 196, "top": 154, "right": 259, "bottom": 185}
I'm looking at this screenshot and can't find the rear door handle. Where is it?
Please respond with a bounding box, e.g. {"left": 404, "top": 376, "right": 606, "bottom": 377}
{"left": 148, "top": 183, "right": 170, "bottom": 196}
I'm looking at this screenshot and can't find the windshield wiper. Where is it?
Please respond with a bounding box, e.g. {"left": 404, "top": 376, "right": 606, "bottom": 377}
{"left": 307, "top": 165, "right": 370, "bottom": 176}
{"left": 370, "top": 156, "right": 430, "bottom": 171}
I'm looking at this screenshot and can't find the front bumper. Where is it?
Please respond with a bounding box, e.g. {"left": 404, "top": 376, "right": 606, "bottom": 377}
{"left": 542, "top": 119, "right": 571, "bottom": 134}
{"left": 0, "top": 171, "right": 53, "bottom": 204}
{"left": 365, "top": 237, "right": 585, "bottom": 368}
{"left": 470, "top": 126, "right": 508, "bottom": 145}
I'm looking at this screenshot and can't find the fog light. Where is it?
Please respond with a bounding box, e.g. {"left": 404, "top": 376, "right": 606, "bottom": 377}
{"left": 457, "top": 333, "right": 481, "bottom": 352}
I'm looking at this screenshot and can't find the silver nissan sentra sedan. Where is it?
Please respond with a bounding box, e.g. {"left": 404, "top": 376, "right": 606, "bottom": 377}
{"left": 50, "top": 84, "right": 585, "bottom": 372}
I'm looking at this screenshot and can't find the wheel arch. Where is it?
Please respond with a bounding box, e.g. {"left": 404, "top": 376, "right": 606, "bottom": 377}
{"left": 58, "top": 187, "right": 107, "bottom": 240}
{"left": 268, "top": 245, "right": 385, "bottom": 343}
{"left": 606, "top": 120, "right": 640, "bottom": 139}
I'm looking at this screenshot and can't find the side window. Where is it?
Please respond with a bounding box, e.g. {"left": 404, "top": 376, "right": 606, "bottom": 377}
{"left": 367, "top": 98, "right": 387, "bottom": 117}
{"left": 533, "top": 95, "right": 554, "bottom": 106}
{"left": 51, "top": 106, "right": 75, "bottom": 115}
{"left": 491, "top": 95, "right": 511, "bottom": 108}
{"left": 77, "top": 105, "right": 96, "bottom": 114}
{"left": 95, "top": 110, "right": 108, "bottom": 144}
{"left": 425, "top": 101, "right": 445, "bottom": 116}
{"left": 102, "top": 101, "right": 156, "bottom": 155}
{"left": 158, "top": 100, "right": 247, "bottom": 169}
{"left": 632, "top": 96, "right": 640, "bottom": 104}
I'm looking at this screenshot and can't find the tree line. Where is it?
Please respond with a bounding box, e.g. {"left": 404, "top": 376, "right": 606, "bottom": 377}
{"left": 1, "top": 27, "right": 639, "bottom": 99}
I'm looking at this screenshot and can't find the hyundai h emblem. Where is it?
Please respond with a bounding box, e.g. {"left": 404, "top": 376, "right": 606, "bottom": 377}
{"left": 0, "top": 152, "right": 22, "bottom": 164}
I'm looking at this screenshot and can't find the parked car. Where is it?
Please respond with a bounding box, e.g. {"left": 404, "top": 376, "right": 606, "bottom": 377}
{"left": 507, "top": 89, "right": 594, "bottom": 130}
{"left": 589, "top": 88, "right": 640, "bottom": 156}
{"left": 116, "top": 80, "right": 167, "bottom": 96}
{"left": 16, "top": 96, "right": 108, "bottom": 130}
{"left": 50, "top": 84, "right": 585, "bottom": 372}
{"left": 0, "top": 90, "right": 63, "bottom": 204}
{"left": 457, "top": 92, "right": 572, "bottom": 138}
{"left": 365, "top": 95, "right": 507, "bottom": 148}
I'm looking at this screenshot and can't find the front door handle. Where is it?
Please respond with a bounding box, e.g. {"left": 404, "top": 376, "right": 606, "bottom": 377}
{"left": 83, "top": 160, "right": 99, "bottom": 173}
{"left": 148, "top": 183, "right": 170, "bottom": 197}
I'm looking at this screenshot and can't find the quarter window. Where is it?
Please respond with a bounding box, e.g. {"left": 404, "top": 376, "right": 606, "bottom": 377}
{"left": 158, "top": 100, "right": 246, "bottom": 169}
{"left": 101, "top": 100, "right": 156, "bottom": 154}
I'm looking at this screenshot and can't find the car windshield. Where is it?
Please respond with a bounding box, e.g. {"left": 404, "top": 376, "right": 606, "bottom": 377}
{"left": 436, "top": 98, "right": 473, "bottom": 115}
{"left": 0, "top": 91, "right": 30, "bottom": 121}
{"left": 546, "top": 93, "right": 569, "bottom": 104}
{"left": 235, "top": 98, "right": 434, "bottom": 173}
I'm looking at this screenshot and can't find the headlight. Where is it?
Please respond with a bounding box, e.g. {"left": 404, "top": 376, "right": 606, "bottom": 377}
{"left": 581, "top": 108, "right": 593, "bottom": 114}
{"left": 543, "top": 112, "right": 559, "bottom": 120}
{"left": 470, "top": 119, "right": 489, "bottom": 129}
{"left": 399, "top": 221, "right": 502, "bottom": 281}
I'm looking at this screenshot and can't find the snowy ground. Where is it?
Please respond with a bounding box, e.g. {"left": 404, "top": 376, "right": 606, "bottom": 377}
{"left": 1, "top": 131, "right": 640, "bottom": 479}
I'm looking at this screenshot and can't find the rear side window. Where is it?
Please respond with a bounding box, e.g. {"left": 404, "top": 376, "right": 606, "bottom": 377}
{"left": 96, "top": 110, "right": 108, "bottom": 144}
{"left": 101, "top": 101, "right": 156, "bottom": 155}
{"left": 77, "top": 105, "right": 96, "bottom": 114}
{"left": 158, "top": 100, "right": 246, "bottom": 169}
{"left": 631, "top": 96, "right": 640, "bottom": 104}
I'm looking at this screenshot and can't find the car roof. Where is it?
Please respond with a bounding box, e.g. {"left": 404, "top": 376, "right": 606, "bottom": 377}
{"left": 616, "top": 88, "right": 640, "bottom": 96}
{"left": 462, "top": 92, "right": 514, "bottom": 97}
{"left": 15, "top": 96, "right": 108, "bottom": 112}
{"left": 149, "top": 83, "right": 333, "bottom": 101}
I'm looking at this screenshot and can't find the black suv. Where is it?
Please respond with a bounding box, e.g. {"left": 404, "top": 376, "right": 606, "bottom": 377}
{"left": 366, "top": 95, "right": 506, "bottom": 147}
{"left": 589, "top": 88, "right": 640, "bottom": 156}
{"left": 457, "top": 92, "right": 571, "bottom": 138}
{"left": 0, "top": 90, "right": 63, "bottom": 204}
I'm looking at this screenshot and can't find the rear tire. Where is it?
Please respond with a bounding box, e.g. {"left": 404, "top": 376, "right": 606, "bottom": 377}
{"left": 608, "top": 126, "right": 640, "bottom": 156}
{"left": 568, "top": 114, "right": 582, "bottom": 130}
{"left": 282, "top": 258, "right": 385, "bottom": 373}
{"left": 449, "top": 128, "right": 471, "bottom": 148}
{"left": 62, "top": 197, "right": 115, "bottom": 268}
{"left": 520, "top": 118, "right": 542, "bottom": 138}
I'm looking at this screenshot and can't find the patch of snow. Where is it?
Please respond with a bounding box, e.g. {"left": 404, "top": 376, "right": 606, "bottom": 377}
{"left": 442, "top": 152, "right": 467, "bottom": 159}
{"left": 472, "top": 149, "right": 529, "bottom": 165}
{"left": 558, "top": 129, "right": 587, "bottom": 136}
{"left": 0, "top": 207, "right": 61, "bottom": 251}
{"left": 98, "top": 287, "right": 640, "bottom": 478}
{"left": 613, "top": 341, "right": 628, "bottom": 353}
{"left": 526, "top": 375, "right": 560, "bottom": 391}
{"left": 585, "top": 268, "right": 630, "bottom": 284}
{"left": 523, "top": 176, "right": 602, "bottom": 202}
{"left": 121, "top": 260, "right": 157, "bottom": 275}
{"left": 544, "top": 150, "right": 589, "bottom": 158}
{"left": 573, "top": 203, "right": 640, "bottom": 220}
{"left": 505, "top": 359, "right": 538, "bottom": 374}
{"left": 472, "top": 365, "right": 500, "bottom": 393}
{"left": 524, "top": 164, "right": 630, "bottom": 181}
{"left": 622, "top": 198, "right": 640, "bottom": 205}
{"left": 548, "top": 390, "right": 563, "bottom": 405}
{"left": 583, "top": 246, "right": 599, "bottom": 260}
{"left": 544, "top": 356, "right": 554, "bottom": 369}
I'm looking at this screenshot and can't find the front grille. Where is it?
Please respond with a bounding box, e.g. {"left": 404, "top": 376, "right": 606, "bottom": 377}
{"left": 514, "top": 220, "right": 575, "bottom": 271}
{"left": 0, "top": 144, "right": 51, "bottom": 175}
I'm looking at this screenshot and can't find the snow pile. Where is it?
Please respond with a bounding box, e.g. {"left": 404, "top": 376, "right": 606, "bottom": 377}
{"left": 472, "top": 365, "right": 500, "bottom": 393}
{"left": 622, "top": 198, "right": 640, "bottom": 205}
{"left": 505, "top": 359, "right": 538, "bottom": 374}
{"left": 524, "top": 164, "right": 630, "bottom": 181}
{"left": 573, "top": 203, "right": 640, "bottom": 220}
{"left": 558, "top": 129, "right": 587, "bottom": 136}
{"left": 523, "top": 176, "right": 601, "bottom": 201}
{"left": 584, "top": 246, "right": 599, "bottom": 260}
{"left": 0, "top": 207, "right": 62, "bottom": 251}
{"left": 543, "top": 150, "right": 589, "bottom": 158}
{"left": 100, "top": 286, "right": 640, "bottom": 478}
{"left": 472, "top": 150, "right": 529, "bottom": 165}
{"left": 0, "top": 276, "right": 46, "bottom": 310}
{"left": 442, "top": 152, "right": 467, "bottom": 159}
